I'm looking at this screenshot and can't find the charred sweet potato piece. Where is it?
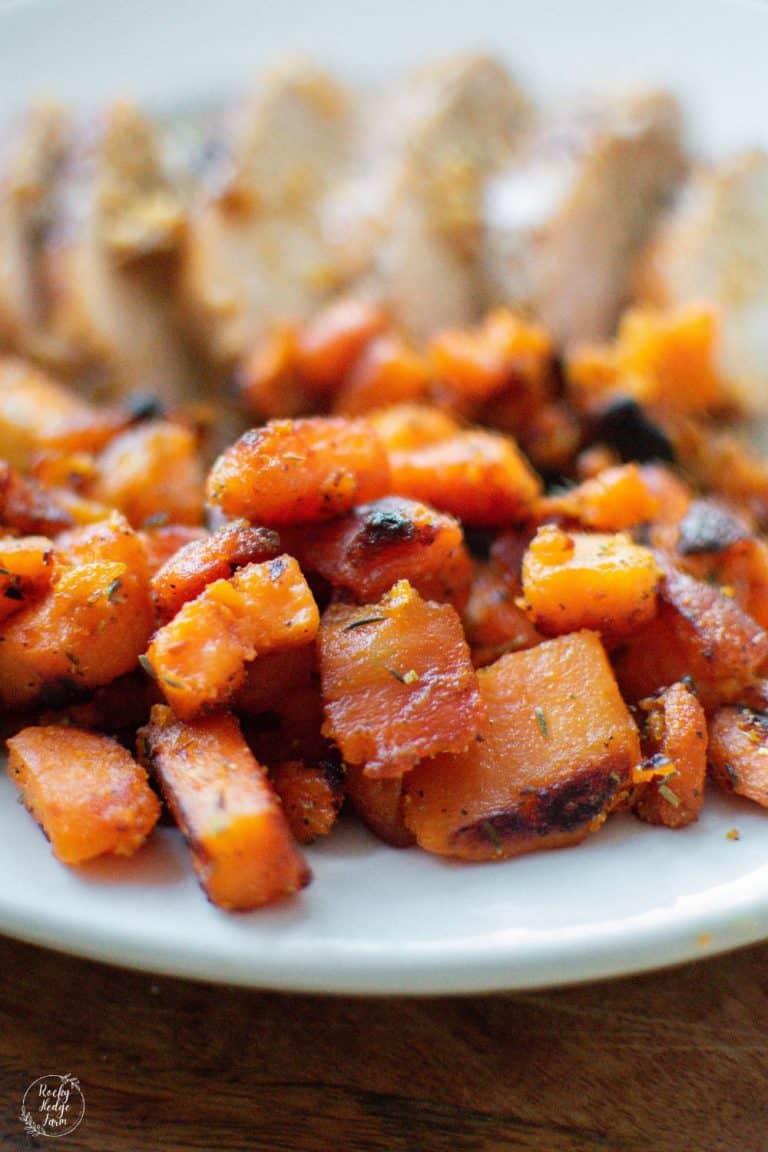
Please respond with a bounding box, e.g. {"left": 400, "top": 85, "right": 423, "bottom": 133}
{"left": 345, "top": 764, "right": 415, "bottom": 848}
{"left": 403, "top": 631, "right": 641, "bottom": 860}
{"left": 243, "top": 680, "right": 329, "bottom": 768}
{"left": 540, "top": 464, "right": 660, "bottom": 531}
{"left": 0, "top": 516, "right": 154, "bottom": 709}
{"left": 0, "top": 461, "right": 76, "bottom": 536}
{"left": 37, "top": 671, "right": 153, "bottom": 740}
{"left": 708, "top": 706, "right": 768, "bottom": 808}
{"left": 151, "top": 520, "right": 280, "bottom": 623}
{"left": 138, "top": 705, "right": 310, "bottom": 909}
{"left": 463, "top": 562, "right": 542, "bottom": 666}
{"left": 89, "top": 420, "right": 205, "bottom": 527}
{"left": 144, "top": 555, "right": 319, "bottom": 719}
{"left": 318, "top": 579, "right": 484, "bottom": 778}
{"left": 0, "top": 535, "right": 54, "bottom": 623}
{"left": 521, "top": 525, "right": 660, "bottom": 640}
{"left": 270, "top": 757, "right": 345, "bottom": 844}
{"left": 282, "top": 496, "right": 472, "bottom": 610}
{"left": 8, "top": 725, "right": 159, "bottom": 863}
{"left": 232, "top": 644, "right": 316, "bottom": 718}
{"left": 632, "top": 681, "right": 707, "bottom": 828}
{"left": 139, "top": 524, "right": 209, "bottom": 578}
{"left": 388, "top": 428, "right": 541, "bottom": 526}
{"left": 334, "top": 334, "right": 430, "bottom": 416}
{"left": 369, "top": 403, "right": 460, "bottom": 453}
{"left": 296, "top": 297, "right": 386, "bottom": 394}
{"left": 614, "top": 559, "right": 768, "bottom": 710}
{"left": 0, "top": 357, "right": 124, "bottom": 469}
{"left": 207, "top": 416, "right": 390, "bottom": 525}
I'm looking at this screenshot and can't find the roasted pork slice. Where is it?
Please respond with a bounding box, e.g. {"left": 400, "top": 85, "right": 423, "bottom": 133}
{"left": 637, "top": 150, "right": 768, "bottom": 411}
{"left": 482, "top": 91, "right": 683, "bottom": 347}
{"left": 43, "top": 101, "right": 198, "bottom": 402}
{"left": 0, "top": 102, "right": 71, "bottom": 366}
{"left": 181, "top": 61, "right": 351, "bottom": 364}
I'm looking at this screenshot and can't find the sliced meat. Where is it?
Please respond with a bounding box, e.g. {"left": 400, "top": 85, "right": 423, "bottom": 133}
{"left": 637, "top": 150, "right": 768, "bottom": 411}
{"left": 181, "top": 60, "right": 351, "bottom": 364}
{"left": 42, "top": 101, "right": 198, "bottom": 402}
{"left": 482, "top": 91, "right": 683, "bottom": 347}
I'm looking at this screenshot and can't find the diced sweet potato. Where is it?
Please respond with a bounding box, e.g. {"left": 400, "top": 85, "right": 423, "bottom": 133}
{"left": 140, "top": 524, "right": 209, "bottom": 578}
{"left": 368, "top": 403, "right": 460, "bottom": 452}
{"left": 0, "top": 461, "right": 76, "bottom": 536}
{"left": 403, "top": 631, "right": 641, "bottom": 860}
{"left": 8, "top": 725, "right": 159, "bottom": 863}
{"left": 389, "top": 428, "right": 541, "bottom": 526}
{"left": 318, "top": 579, "right": 485, "bottom": 778}
{"left": 345, "top": 764, "right": 415, "bottom": 848}
{"left": 539, "top": 464, "right": 660, "bottom": 531}
{"left": 521, "top": 525, "right": 660, "bottom": 639}
{"left": 0, "top": 516, "right": 154, "bottom": 709}
{"left": 151, "top": 520, "right": 281, "bottom": 623}
{"left": 242, "top": 680, "right": 329, "bottom": 768}
{"left": 296, "top": 297, "right": 386, "bottom": 393}
{"left": 632, "top": 681, "right": 707, "bottom": 828}
{"left": 708, "top": 706, "right": 768, "bottom": 808}
{"left": 334, "top": 334, "right": 430, "bottom": 416}
{"left": 270, "top": 757, "right": 345, "bottom": 844}
{"left": 0, "top": 535, "right": 54, "bottom": 623}
{"left": 282, "top": 496, "right": 472, "bottom": 610}
{"left": 207, "top": 416, "right": 390, "bottom": 525}
{"left": 89, "top": 420, "right": 205, "bottom": 527}
{"left": 138, "top": 705, "right": 310, "bottom": 909}
{"left": 614, "top": 559, "right": 768, "bottom": 710}
{"left": 144, "top": 555, "right": 319, "bottom": 719}
{"left": 0, "top": 357, "right": 124, "bottom": 469}
{"left": 232, "top": 644, "right": 317, "bottom": 718}
{"left": 238, "top": 324, "right": 312, "bottom": 421}
{"left": 463, "top": 562, "right": 542, "bottom": 666}
{"left": 37, "top": 671, "right": 153, "bottom": 740}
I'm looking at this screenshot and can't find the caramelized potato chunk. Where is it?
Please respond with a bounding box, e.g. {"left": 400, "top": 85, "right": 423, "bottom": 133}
{"left": 539, "top": 464, "right": 660, "bottom": 531}
{"left": 283, "top": 496, "right": 472, "bottom": 610}
{"left": 139, "top": 524, "right": 208, "bottom": 578}
{"left": 270, "top": 757, "right": 345, "bottom": 844}
{"left": 633, "top": 681, "right": 707, "bottom": 828}
{"left": 369, "top": 403, "right": 460, "bottom": 452}
{"left": 522, "top": 525, "right": 660, "bottom": 639}
{"left": 345, "top": 764, "right": 415, "bottom": 848}
{"left": 151, "top": 520, "right": 280, "bottom": 623}
{"left": 334, "top": 334, "right": 430, "bottom": 416}
{"left": 8, "top": 725, "right": 159, "bottom": 863}
{"left": 144, "top": 555, "right": 318, "bottom": 719}
{"left": 403, "top": 631, "right": 641, "bottom": 860}
{"left": 138, "top": 705, "right": 310, "bottom": 909}
{"left": 318, "top": 579, "right": 484, "bottom": 778}
{"left": 0, "top": 535, "right": 54, "bottom": 623}
{"left": 389, "top": 428, "right": 541, "bottom": 526}
{"left": 463, "top": 562, "right": 542, "bottom": 666}
{"left": 296, "top": 297, "right": 386, "bottom": 393}
{"left": 207, "top": 416, "right": 390, "bottom": 525}
{"left": 0, "top": 461, "right": 76, "bottom": 536}
{"left": 708, "top": 706, "right": 768, "bottom": 808}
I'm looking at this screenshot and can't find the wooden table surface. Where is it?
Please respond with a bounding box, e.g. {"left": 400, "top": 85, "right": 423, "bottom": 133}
{"left": 1, "top": 935, "right": 767, "bottom": 1151}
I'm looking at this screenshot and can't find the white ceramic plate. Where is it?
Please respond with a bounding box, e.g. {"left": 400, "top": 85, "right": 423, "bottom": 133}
{"left": 2, "top": 0, "right": 768, "bottom": 993}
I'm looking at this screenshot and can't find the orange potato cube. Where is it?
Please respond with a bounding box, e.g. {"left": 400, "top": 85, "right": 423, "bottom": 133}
{"left": 345, "top": 764, "right": 415, "bottom": 848}
{"left": 539, "top": 464, "right": 660, "bottom": 531}
{"left": 632, "top": 681, "right": 707, "bottom": 828}
{"left": 463, "top": 563, "right": 542, "bottom": 666}
{"left": 522, "top": 525, "right": 660, "bottom": 639}
{"left": 207, "top": 416, "right": 390, "bottom": 525}
{"left": 138, "top": 705, "right": 310, "bottom": 909}
{"left": 139, "top": 524, "right": 209, "bottom": 578}
{"left": 430, "top": 308, "right": 553, "bottom": 407}
{"left": 0, "top": 535, "right": 54, "bottom": 623}
{"left": 318, "top": 579, "right": 485, "bottom": 778}
{"left": 144, "top": 555, "right": 318, "bottom": 719}
{"left": 708, "top": 706, "right": 768, "bottom": 808}
{"left": 238, "top": 324, "right": 312, "bottom": 420}
{"left": 269, "top": 758, "right": 345, "bottom": 844}
{"left": 403, "top": 631, "right": 641, "bottom": 860}
{"left": 334, "top": 334, "right": 430, "bottom": 416}
{"left": 296, "top": 297, "right": 386, "bottom": 392}
{"left": 8, "top": 725, "right": 159, "bottom": 863}
{"left": 368, "top": 403, "right": 460, "bottom": 452}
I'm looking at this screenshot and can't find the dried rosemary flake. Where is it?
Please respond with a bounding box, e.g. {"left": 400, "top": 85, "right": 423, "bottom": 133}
{"left": 342, "top": 616, "right": 386, "bottom": 632}
{"left": 535, "top": 706, "right": 549, "bottom": 738}
{"left": 106, "top": 577, "right": 124, "bottom": 603}
{"left": 658, "top": 782, "right": 680, "bottom": 808}
{"left": 482, "top": 821, "right": 503, "bottom": 857}
{"left": 138, "top": 653, "right": 157, "bottom": 680}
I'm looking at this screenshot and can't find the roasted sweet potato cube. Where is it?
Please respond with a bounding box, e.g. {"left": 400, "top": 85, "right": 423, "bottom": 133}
{"left": 0, "top": 461, "right": 76, "bottom": 536}
{"left": 0, "top": 516, "right": 153, "bottom": 709}
{"left": 334, "top": 334, "right": 430, "bottom": 416}
{"left": 463, "top": 563, "right": 542, "bottom": 666}
{"left": 207, "top": 416, "right": 391, "bottom": 525}
{"left": 632, "top": 682, "right": 707, "bottom": 828}
{"left": 0, "top": 535, "right": 54, "bottom": 623}
{"left": 282, "top": 496, "right": 472, "bottom": 610}
{"left": 708, "top": 706, "right": 768, "bottom": 808}
{"left": 139, "top": 524, "right": 209, "bottom": 577}
{"left": 8, "top": 725, "right": 159, "bottom": 863}
{"left": 539, "top": 464, "right": 660, "bottom": 531}
{"left": 671, "top": 504, "right": 768, "bottom": 630}
{"left": 614, "top": 560, "right": 768, "bottom": 710}
{"left": 238, "top": 324, "right": 312, "bottom": 421}
{"left": 403, "top": 631, "right": 641, "bottom": 860}
{"left": 389, "top": 429, "right": 541, "bottom": 526}
{"left": 89, "top": 420, "right": 204, "bottom": 527}
{"left": 138, "top": 705, "right": 310, "bottom": 909}
{"left": 232, "top": 644, "right": 317, "bottom": 718}
{"left": 151, "top": 520, "right": 280, "bottom": 623}
{"left": 522, "top": 526, "right": 660, "bottom": 639}
{"left": 318, "top": 579, "right": 484, "bottom": 778}
{"left": 296, "top": 298, "right": 386, "bottom": 393}
{"left": 345, "top": 764, "right": 415, "bottom": 848}
{"left": 270, "top": 757, "right": 345, "bottom": 844}
{"left": 144, "top": 555, "right": 319, "bottom": 719}
{"left": 369, "top": 403, "right": 460, "bottom": 452}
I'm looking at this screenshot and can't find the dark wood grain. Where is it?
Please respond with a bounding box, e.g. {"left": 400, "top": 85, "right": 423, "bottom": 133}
{"left": 1, "top": 936, "right": 767, "bottom": 1152}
